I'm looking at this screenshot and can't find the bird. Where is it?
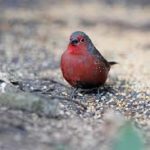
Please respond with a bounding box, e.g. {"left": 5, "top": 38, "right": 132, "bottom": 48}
{"left": 61, "top": 31, "right": 117, "bottom": 89}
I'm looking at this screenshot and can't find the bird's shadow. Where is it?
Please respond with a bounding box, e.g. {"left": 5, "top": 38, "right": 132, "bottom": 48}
{"left": 70, "top": 84, "right": 117, "bottom": 99}
{"left": 10, "top": 77, "right": 118, "bottom": 103}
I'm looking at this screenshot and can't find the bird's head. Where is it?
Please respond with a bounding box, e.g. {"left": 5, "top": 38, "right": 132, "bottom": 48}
{"left": 68, "top": 31, "right": 94, "bottom": 54}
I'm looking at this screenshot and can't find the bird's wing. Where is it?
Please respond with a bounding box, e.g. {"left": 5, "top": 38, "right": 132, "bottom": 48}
{"left": 93, "top": 48, "right": 110, "bottom": 69}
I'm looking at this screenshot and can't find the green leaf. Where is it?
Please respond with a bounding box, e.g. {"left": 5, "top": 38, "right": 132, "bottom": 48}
{"left": 112, "top": 121, "right": 144, "bottom": 150}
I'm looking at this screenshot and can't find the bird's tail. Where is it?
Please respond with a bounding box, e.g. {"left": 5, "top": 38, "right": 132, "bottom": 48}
{"left": 109, "top": 61, "right": 118, "bottom": 65}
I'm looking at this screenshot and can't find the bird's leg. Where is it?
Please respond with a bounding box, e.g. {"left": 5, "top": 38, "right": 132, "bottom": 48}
{"left": 97, "top": 87, "right": 103, "bottom": 99}
{"left": 96, "top": 85, "right": 109, "bottom": 99}
{"left": 70, "top": 88, "right": 78, "bottom": 99}
{"left": 103, "top": 85, "right": 116, "bottom": 95}
{"left": 96, "top": 85, "right": 116, "bottom": 100}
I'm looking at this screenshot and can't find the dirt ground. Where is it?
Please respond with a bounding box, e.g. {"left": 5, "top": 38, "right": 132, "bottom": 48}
{"left": 0, "top": 1, "right": 150, "bottom": 150}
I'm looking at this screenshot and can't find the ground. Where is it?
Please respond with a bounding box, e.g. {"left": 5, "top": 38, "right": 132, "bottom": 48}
{"left": 0, "top": 1, "right": 150, "bottom": 150}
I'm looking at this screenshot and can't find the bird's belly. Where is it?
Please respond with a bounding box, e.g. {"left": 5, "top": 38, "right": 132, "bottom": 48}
{"left": 61, "top": 54, "right": 108, "bottom": 88}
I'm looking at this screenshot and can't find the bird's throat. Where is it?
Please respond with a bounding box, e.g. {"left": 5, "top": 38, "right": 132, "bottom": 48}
{"left": 68, "top": 44, "right": 85, "bottom": 55}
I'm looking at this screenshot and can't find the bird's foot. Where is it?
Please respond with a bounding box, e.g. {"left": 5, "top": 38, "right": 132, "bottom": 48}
{"left": 96, "top": 85, "right": 116, "bottom": 99}
{"left": 70, "top": 88, "right": 78, "bottom": 99}
{"left": 70, "top": 88, "right": 90, "bottom": 99}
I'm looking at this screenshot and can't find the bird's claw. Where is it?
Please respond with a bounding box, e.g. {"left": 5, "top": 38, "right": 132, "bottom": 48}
{"left": 70, "top": 88, "right": 78, "bottom": 99}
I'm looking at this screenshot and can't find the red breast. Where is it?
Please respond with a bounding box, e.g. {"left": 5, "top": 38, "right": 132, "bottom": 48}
{"left": 61, "top": 44, "right": 109, "bottom": 88}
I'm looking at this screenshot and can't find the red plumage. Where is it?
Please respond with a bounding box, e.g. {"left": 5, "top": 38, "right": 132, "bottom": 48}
{"left": 61, "top": 31, "right": 117, "bottom": 89}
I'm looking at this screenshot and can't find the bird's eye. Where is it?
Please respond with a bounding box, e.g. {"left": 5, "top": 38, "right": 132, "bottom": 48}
{"left": 80, "top": 38, "right": 85, "bottom": 42}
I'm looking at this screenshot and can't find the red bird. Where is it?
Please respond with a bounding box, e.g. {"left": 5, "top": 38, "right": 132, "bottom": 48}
{"left": 61, "top": 31, "right": 117, "bottom": 89}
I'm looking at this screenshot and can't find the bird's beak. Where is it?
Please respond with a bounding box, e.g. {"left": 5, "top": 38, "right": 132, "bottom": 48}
{"left": 70, "top": 38, "right": 78, "bottom": 45}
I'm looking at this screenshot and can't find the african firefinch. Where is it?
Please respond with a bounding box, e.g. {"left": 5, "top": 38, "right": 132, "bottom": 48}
{"left": 61, "top": 31, "right": 117, "bottom": 88}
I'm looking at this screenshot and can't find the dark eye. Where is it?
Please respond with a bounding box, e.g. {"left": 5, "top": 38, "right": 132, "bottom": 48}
{"left": 80, "top": 38, "right": 85, "bottom": 42}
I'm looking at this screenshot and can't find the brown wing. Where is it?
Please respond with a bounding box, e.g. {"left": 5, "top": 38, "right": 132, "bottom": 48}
{"left": 92, "top": 48, "right": 110, "bottom": 69}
